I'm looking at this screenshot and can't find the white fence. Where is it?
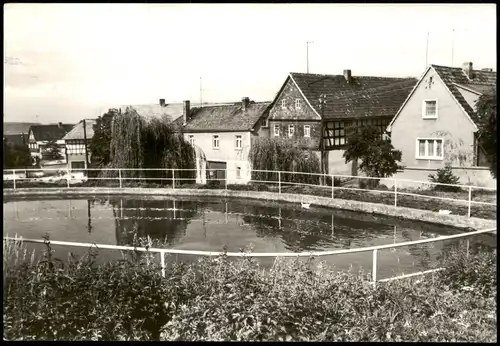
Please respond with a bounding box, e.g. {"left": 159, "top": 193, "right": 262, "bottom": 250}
{"left": 3, "top": 226, "right": 496, "bottom": 285}
{"left": 4, "top": 167, "right": 497, "bottom": 219}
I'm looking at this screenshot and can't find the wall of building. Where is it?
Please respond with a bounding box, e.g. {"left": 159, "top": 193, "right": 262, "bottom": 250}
{"left": 390, "top": 68, "right": 478, "bottom": 170}
{"left": 184, "top": 131, "right": 252, "bottom": 184}
{"left": 66, "top": 153, "right": 88, "bottom": 169}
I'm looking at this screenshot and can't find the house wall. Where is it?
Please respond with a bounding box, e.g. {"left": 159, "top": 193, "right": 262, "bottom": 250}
{"left": 184, "top": 131, "right": 252, "bottom": 184}
{"left": 67, "top": 153, "right": 88, "bottom": 169}
{"left": 456, "top": 87, "right": 480, "bottom": 111}
{"left": 390, "top": 67, "right": 478, "bottom": 170}
{"left": 268, "top": 120, "right": 321, "bottom": 150}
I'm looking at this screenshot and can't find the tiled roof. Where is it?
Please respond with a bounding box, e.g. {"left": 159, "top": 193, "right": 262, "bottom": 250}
{"left": 62, "top": 119, "right": 97, "bottom": 141}
{"left": 3, "top": 122, "right": 40, "bottom": 135}
{"left": 121, "top": 102, "right": 233, "bottom": 123}
{"left": 290, "top": 72, "right": 417, "bottom": 119}
{"left": 176, "top": 101, "right": 271, "bottom": 132}
{"left": 431, "top": 64, "right": 496, "bottom": 125}
{"left": 29, "top": 124, "right": 74, "bottom": 142}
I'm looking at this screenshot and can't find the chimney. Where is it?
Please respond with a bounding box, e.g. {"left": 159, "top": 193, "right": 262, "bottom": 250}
{"left": 343, "top": 69, "right": 352, "bottom": 83}
{"left": 183, "top": 100, "right": 191, "bottom": 125}
{"left": 58, "top": 122, "right": 63, "bottom": 128}
{"left": 242, "top": 97, "right": 250, "bottom": 111}
{"left": 159, "top": 98, "right": 166, "bottom": 107}
{"left": 462, "top": 62, "right": 473, "bottom": 79}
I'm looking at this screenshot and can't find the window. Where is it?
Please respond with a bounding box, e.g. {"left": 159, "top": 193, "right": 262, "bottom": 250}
{"left": 416, "top": 139, "right": 443, "bottom": 160}
{"left": 422, "top": 100, "right": 438, "bottom": 119}
{"left": 304, "top": 125, "right": 311, "bottom": 138}
{"left": 323, "top": 121, "right": 345, "bottom": 149}
{"left": 212, "top": 135, "right": 219, "bottom": 149}
{"left": 262, "top": 118, "right": 269, "bottom": 128}
{"left": 295, "top": 99, "right": 301, "bottom": 109}
{"left": 236, "top": 166, "right": 241, "bottom": 179}
{"left": 281, "top": 99, "right": 286, "bottom": 109}
{"left": 274, "top": 124, "right": 280, "bottom": 137}
{"left": 71, "top": 161, "right": 85, "bottom": 169}
{"left": 188, "top": 135, "right": 195, "bottom": 146}
{"left": 235, "top": 135, "right": 242, "bottom": 150}
{"left": 288, "top": 124, "right": 295, "bottom": 137}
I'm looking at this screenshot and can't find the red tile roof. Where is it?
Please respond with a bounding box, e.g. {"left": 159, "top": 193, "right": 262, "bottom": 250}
{"left": 290, "top": 72, "right": 417, "bottom": 119}
{"left": 176, "top": 101, "right": 271, "bottom": 132}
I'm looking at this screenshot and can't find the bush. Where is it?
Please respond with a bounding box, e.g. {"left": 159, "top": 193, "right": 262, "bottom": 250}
{"left": 3, "top": 239, "right": 496, "bottom": 342}
{"left": 428, "top": 165, "right": 461, "bottom": 192}
{"left": 358, "top": 178, "right": 380, "bottom": 190}
{"left": 206, "top": 180, "right": 222, "bottom": 189}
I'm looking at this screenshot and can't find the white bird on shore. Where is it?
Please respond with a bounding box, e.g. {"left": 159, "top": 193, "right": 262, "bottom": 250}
{"left": 438, "top": 209, "right": 452, "bottom": 215}
{"left": 301, "top": 198, "right": 311, "bottom": 209}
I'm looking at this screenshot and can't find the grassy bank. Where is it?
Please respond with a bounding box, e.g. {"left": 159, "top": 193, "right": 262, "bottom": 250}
{"left": 3, "top": 238, "right": 497, "bottom": 341}
{"left": 3, "top": 178, "right": 497, "bottom": 220}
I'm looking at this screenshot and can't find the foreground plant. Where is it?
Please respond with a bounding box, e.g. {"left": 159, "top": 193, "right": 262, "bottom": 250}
{"left": 3, "top": 239, "right": 497, "bottom": 342}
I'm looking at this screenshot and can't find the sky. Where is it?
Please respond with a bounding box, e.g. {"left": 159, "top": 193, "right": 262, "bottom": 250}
{"left": 3, "top": 3, "right": 497, "bottom": 124}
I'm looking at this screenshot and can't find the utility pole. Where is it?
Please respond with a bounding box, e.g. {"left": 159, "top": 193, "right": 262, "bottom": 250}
{"left": 200, "top": 77, "right": 203, "bottom": 108}
{"left": 451, "top": 29, "right": 455, "bottom": 66}
{"left": 306, "top": 41, "right": 313, "bottom": 73}
{"left": 425, "top": 32, "right": 430, "bottom": 68}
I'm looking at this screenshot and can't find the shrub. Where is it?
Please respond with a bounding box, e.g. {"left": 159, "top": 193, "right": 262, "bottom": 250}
{"left": 428, "top": 165, "right": 461, "bottom": 192}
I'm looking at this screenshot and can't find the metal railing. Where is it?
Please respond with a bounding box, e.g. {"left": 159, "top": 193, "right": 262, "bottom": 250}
{"left": 3, "top": 167, "right": 497, "bottom": 219}
{"left": 3, "top": 227, "right": 496, "bottom": 285}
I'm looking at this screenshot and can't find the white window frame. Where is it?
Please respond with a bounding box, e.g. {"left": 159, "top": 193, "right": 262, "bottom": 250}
{"left": 295, "top": 99, "right": 301, "bottom": 109}
{"left": 235, "top": 135, "right": 242, "bottom": 150}
{"left": 288, "top": 124, "right": 295, "bottom": 137}
{"left": 422, "top": 99, "right": 438, "bottom": 119}
{"left": 281, "top": 99, "right": 286, "bottom": 109}
{"left": 415, "top": 138, "right": 444, "bottom": 160}
{"left": 304, "top": 125, "right": 311, "bottom": 138}
{"left": 212, "top": 135, "right": 220, "bottom": 149}
{"left": 274, "top": 124, "right": 280, "bottom": 137}
{"left": 188, "top": 135, "right": 195, "bottom": 146}
{"left": 262, "top": 118, "right": 269, "bottom": 128}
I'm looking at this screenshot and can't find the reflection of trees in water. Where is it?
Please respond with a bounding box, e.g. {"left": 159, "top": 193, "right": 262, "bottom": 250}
{"left": 109, "top": 198, "right": 198, "bottom": 246}
{"left": 239, "top": 204, "right": 398, "bottom": 252}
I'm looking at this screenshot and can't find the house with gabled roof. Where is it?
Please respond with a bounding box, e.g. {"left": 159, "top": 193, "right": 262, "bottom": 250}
{"left": 265, "top": 70, "right": 417, "bottom": 175}
{"left": 173, "top": 97, "right": 271, "bottom": 185}
{"left": 386, "top": 62, "right": 496, "bottom": 186}
{"left": 62, "top": 119, "right": 97, "bottom": 170}
{"left": 27, "top": 123, "right": 74, "bottom": 165}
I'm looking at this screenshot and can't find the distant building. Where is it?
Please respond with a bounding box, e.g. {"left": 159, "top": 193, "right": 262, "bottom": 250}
{"left": 174, "top": 98, "right": 271, "bottom": 184}
{"left": 265, "top": 70, "right": 416, "bottom": 176}
{"left": 387, "top": 62, "right": 496, "bottom": 171}
{"left": 62, "top": 119, "right": 97, "bottom": 170}
{"left": 27, "top": 123, "right": 74, "bottom": 165}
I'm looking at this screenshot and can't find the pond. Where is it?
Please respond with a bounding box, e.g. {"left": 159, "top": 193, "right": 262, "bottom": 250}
{"left": 3, "top": 195, "right": 495, "bottom": 280}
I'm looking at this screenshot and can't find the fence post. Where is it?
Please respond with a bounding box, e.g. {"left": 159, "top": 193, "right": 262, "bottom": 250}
{"left": 160, "top": 251, "right": 166, "bottom": 278}
{"left": 331, "top": 174, "right": 334, "bottom": 199}
{"left": 13, "top": 169, "right": 16, "bottom": 190}
{"left": 172, "top": 169, "right": 175, "bottom": 189}
{"left": 225, "top": 168, "right": 228, "bottom": 190}
{"left": 467, "top": 186, "right": 472, "bottom": 218}
{"left": 278, "top": 171, "right": 281, "bottom": 195}
{"left": 372, "top": 249, "right": 378, "bottom": 287}
{"left": 466, "top": 239, "right": 470, "bottom": 259}
{"left": 394, "top": 179, "right": 398, "bottom": 208}
{"left": 118, "top": 169, "right": 122, "bottom": 188}
{"left": 67, "top": 167, "right": 71, "bottom": 188}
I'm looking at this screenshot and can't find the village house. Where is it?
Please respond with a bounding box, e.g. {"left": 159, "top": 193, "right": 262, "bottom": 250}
{"left": 173, "top": 97, "right": 271, "bottom": 185}
{"left": 62, "top": 119, "right": 97, "bottom": 170}
{"left": 27, "top": 123, "right": 74, "bottom": 166}
{"left": 265, "top": 70, "right": 417, "bottom": 176}
{"left": 3, "top": 122, "right": 39, "bottom": 148}
{"left": 386, "top": 62, "right": 496, "bottom": 187}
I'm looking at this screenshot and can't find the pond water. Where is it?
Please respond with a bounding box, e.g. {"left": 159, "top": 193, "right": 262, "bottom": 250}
{"left": 3, "top": 195, "right": 495, "bottom": 280}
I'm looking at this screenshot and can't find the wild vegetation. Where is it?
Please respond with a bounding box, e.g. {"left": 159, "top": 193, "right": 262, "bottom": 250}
{"left": 3, "top": 237, "right": 496, "bottom": 341}
{"left": 249, "top": 137, "right": 321, "bottom": 185}
{"left": 3, "top": 138, "right": 32, "bottom": 169}
{"left": 44, "top": 140, "right": 64, "bottom": 161}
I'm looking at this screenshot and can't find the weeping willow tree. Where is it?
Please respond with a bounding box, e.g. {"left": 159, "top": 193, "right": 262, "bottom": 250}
{"left": 99, "top": 107, "right": 199, "bottom": 185}
{"left": 249, "top": 137, "right": 321, "bottom": 185}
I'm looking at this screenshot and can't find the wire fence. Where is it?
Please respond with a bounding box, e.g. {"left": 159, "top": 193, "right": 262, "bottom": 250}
{"left": 3, "top": 167, "right": 497, "bottom": 219}
{"left": 3, "top": 226, "right": 496, "bottom": 285}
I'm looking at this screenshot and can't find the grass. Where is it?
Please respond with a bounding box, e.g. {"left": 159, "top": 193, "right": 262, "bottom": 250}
{"left": 2, "top": 237, "right": 497, "bottom": 341}
{"left": 3, "top": 177, "right": 496, "bottom": 220}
